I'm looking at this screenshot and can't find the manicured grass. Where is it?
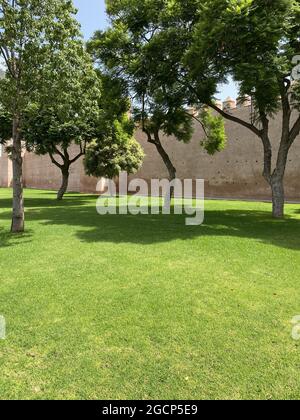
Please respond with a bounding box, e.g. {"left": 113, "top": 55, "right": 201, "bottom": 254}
{"left": 0, "top": 188, "right": 300, "bottom": 400}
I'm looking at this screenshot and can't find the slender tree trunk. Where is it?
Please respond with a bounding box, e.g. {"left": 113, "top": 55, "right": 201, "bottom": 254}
{"left": 57, "top": 167, "right": 69, "bottom": 200}
{"left": 269, "top": 126, "right": 290, "bottom": 218}
{"left": 207, "top": 86, "right": 300, "bottom": 219}
{"left": 49, "top": 148, "right": 83, "bottom": 201}
{"left": 152, "top": 132, "right": 177, "bottom": 207}
{"left": 270, "top": 175, "right": 285, "bottom": 218}
{"left": 11, "top": 114, "right": 24, "bottom": 233}
{"left": 260, "top": 106, "right": 290, "bottom": 219}
{"left": 153, "top": 138, "right": 177, "bottom": 182}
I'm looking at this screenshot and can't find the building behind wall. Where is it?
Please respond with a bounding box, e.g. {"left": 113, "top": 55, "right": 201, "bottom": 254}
{"left": 0, "top": 99, "right": 300, "bottom": 200}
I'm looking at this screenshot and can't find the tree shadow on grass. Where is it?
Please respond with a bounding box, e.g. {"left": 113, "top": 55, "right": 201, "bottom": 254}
{"left": 0, "top": 194, "right": 92, "bottom": 247}
{"left": 73, "top": 208, "right": 300, "bottom": 251}
{"left": 10, "top": 207, "right": 300, "bottom": 251}
{"left": 0, "top": 194, "right": 97, "bottom": 210}
{"left": 0, "top": 197, "right": 300, "bottom": 250}
{"left": 0, "top": 227, "right": 32, "bottom": 248}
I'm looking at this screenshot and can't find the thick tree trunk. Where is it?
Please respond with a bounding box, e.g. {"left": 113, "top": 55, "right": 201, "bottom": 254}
{"left": 11, "top": 115, "right": 24, "bottom": 233}
{"left": 270, "top": 176, "right": 285, "bottom": 219}
{"left": 57, "top": 168, "right": 69, "bottom": 200}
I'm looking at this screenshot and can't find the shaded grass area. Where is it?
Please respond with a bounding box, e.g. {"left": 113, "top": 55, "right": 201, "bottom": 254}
{"left": 0, "top": 188, "right": 300, "bottom": 400}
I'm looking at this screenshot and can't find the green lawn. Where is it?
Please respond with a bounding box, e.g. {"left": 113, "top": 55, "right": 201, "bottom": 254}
{"left": 0, "top": 188, "right": 300, "bottom": 400}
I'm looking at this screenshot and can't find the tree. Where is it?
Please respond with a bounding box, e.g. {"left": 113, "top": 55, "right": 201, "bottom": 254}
{"left": 23, "top": 41, "right": 100, "bottom": 200}
{"left": 100, "top": 0, "right": 300, "bottom": 218}
{"left": 135, "top": 97, "right": 225, "bottom": 205}
{"left": 0, "top": 106, "right": 12, "bottom": 144}
{"left": 0, "top": 0, "right": 82, "bottom": 232}
{"left": 84, "top": 114, "right": 144, "bottom": 180}
{"left": 135, "top": 99, "right": 192, "bottom": 183}
{"left": 83, "top": 72, "right": 144, "bottom": 191}
{"left": 184, "top": 0, "right": 300, "bottom": 218}
{"left": 88, "top": 1, "right": 226, "bottom": 202}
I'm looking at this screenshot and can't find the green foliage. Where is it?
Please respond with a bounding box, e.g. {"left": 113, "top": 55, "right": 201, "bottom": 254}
{"left": 99, "top": 0, "right": 300, "bottom": 122}
{"left": 84, "top": 117, "right": 144, "bottom": 179}
{"left": 0, "top": 0, "right": 82, "bottom": 115}
{"left": 90, "top": 0, "right": 227, "bottom": 155}
{"left": 200, "top": 108, "right": 227, "bottom": 155}
{"left": 0, "top": 1, "right": 142, "bottom": 183}
{"left": 89, "top": 1, "right": 197, "bottom": 147}
{"left": 133, "top": 99, "right": 194, "bottom": 144}
{"left": 22, "top": 41, "right": 101, "bottom": 157}
{"left": 0, "top": 104, "right": 12, "bottom": 144}
{"left": 151, "top": 107, "right": 194, "bottom": 144}
{"left": 97, "top": 73, "right": 131, "bottom": 121}
{"left": 80, "top": 70, "right": 144, "bottom": 180}
{"left": 185, "top": 0, "right": 300, "bottom": 115}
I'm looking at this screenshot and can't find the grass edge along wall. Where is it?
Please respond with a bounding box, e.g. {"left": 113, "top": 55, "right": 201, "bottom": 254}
{"left": 0, "top": 103, "right": 300, "bottom": 201}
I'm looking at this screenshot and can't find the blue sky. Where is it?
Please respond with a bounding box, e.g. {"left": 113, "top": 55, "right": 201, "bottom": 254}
{"left": 73, "top": 0, "right": 238, "bottom": 101}
{"left": 73, "top": 0, "right": 107, "bottom": 38}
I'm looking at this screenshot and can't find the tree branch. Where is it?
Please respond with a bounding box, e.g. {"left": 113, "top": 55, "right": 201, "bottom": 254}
{"left": 259, "top": 111, "right": 272, "bottom": 183}
{"left": 70, "top": 151, "right": 84, "bottom": 165}
{"left": 49, "top": 152, "right": 63, "bottom": 169}
{"left": 0, "top": 46, "right": 15, "bottom": 78}
{"left": 182, "top": 80, "right": 261, "bottom": 137}
{"left": 278, "top": 78, "right": 291, "bottom": 143}
{"left": 184, "top": 111, "right": 208, "bottom": 138}
{"left": 144, "top": 127, "right": 156, "bottom": 145}
{"left": 63, "top": 148, "right": 70, "bottom": 161}
{"left": 208, "top": 102, "right": 262, "bottom": 137}
{"left": 53, "top": 146, "right": 66, "bottom": 162}
{"left": 289, "top": 115, "right": 300, "bottom": 145}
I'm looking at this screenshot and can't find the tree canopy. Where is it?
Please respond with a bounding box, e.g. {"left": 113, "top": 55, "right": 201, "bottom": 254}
{"left": 0, "top": 0, "right": 85, "bottom": 231}
{"left": 84, "top": 115, "right": 144, "bottom": 180}
{"left": 89, "top": 0, "right": 300, "bottom": 217}
{"left": 88, "top": 0, "right": 226, "bottom": 188}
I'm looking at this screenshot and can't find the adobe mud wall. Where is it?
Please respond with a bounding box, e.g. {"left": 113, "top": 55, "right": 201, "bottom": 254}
{"left": 0, "top": 104, "right": 299, "bottom": 200}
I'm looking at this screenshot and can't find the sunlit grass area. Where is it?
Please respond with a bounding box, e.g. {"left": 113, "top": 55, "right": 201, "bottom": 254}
{"left": 0, "top": 188, "right": 300, "bottom": 400}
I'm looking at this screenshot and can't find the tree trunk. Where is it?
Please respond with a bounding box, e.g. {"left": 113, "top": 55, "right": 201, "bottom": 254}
{"left": 260, "top": 112, "right": 289, "bottom": 220}
{"left": 11, "top": 115, "right": 24, "bottom": 233}
{"left": 270, "top": 175, "right": 285, "bottom": 219}
{"left": 152, "top": 132, "right": 177, "bottom": 207}
{"left": 57, "top": 168, "right": 69, "bottom": 200}
{"left": 154, "top": 140, "right": 177, "bottom": 182}
{"left": 269, "top": 130, "right": 290, "bottom": 219}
